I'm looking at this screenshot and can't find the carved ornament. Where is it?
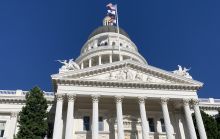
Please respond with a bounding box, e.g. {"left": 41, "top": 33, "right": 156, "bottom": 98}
{"left": 138, "top": 97, "right": 147, "bottom": 104}
{"left": 91, "top": 95, "right": 99, "bottom": 103}
{"left": 192, "top": 99, "right": 200, "bottom": 105}
{"left": 67, "top": 94, "right": 76, "bottom": 102}
{"left": 182, "top": 98, "right": 190, "bottom": 106}
{"left": 115, "top": 96, "right": 124, "bottom": 103}
{"left": 161, "top": 97, "right": 169, "bottom": 105}
{"left": 56, "top": 94, "right": 64, "bottom": 101}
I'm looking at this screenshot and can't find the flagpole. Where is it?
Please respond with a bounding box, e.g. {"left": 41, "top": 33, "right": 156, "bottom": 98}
{"left": 115, "top": 4, "right": 121, "bottom": 61}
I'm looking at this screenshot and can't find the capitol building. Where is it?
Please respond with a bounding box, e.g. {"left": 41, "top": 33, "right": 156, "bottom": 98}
{"left": 0, "top": 21, "right": 220, "bottom": 139}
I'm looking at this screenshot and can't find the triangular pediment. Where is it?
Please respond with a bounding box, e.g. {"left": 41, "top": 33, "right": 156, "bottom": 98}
{"left": 52, "top": 60, "right": 203, "bottom": 88}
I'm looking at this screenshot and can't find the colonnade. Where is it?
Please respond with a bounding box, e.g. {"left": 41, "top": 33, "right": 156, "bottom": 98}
{"left": 80, "top": 54, "right": 136, "bottom": 69}
{"left": 52, "top": 94, "right": 207, "bottom": 139}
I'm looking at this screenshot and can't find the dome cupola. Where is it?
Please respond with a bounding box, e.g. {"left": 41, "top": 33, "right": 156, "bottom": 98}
{"left": 75, "top": 18, "right": 147, "bottom": 69}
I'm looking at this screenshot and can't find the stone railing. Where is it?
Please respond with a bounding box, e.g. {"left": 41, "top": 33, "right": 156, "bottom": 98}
{"left": 0, "top": 90, "right": 54, "bottom": 103}
{"left": 0, "top": 90, "right": 54, "bottom": 96}
{"left": 199, "top": 98, "right": 220, "bottom": 104}
{"left": 0, "top": 90, "right": 16, "bottom": 95}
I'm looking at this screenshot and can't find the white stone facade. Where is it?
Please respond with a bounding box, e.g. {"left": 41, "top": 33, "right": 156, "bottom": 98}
{"left": 0, "top": 25, "right": 219, "bottom": 139}
{"left": 0, "top": 90, "right": 219, "bottom": 139}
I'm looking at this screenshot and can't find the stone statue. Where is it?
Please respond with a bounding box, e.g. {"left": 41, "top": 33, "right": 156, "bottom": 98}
{"left": 109, "top": 72, "right": 115, "bottom": 80}
{"left": 135, "top": 72, "right": 143, "bottom": 81}
{"left": 124, "top": 69, "right": 133, "bottom": 80}
{"left": 57, "top": 59, "right": 80, "bottom": 71}
{"left": 115, "top": 70, "right": 126, "bottom": 80}
{"left": 172, "top": 65, "right": 192, "bottom": 79}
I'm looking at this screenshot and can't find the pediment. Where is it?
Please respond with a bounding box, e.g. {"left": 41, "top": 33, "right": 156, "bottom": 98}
{"left": 52, "top": 60, "right": 203, "bottom": 88}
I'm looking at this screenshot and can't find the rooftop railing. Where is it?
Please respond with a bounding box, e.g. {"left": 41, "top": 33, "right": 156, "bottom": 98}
{"left": 199, "top": 98, "right": 220, "bottom": 104}
{"left": 0, "top": 90, "right": 54, "bottom": 96}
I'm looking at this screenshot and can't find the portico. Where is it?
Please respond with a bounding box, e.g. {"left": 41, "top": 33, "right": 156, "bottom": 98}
{"left": 52, "top": 91, "right": 206, "bottom": 139}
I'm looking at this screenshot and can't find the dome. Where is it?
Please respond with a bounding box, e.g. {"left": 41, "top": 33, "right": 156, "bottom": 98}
{"left": 88, "top": 26, "right": 130, "bottom": 39}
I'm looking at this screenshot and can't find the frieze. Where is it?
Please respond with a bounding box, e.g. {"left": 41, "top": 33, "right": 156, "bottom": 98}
{"left": 108, "top": 68, "right": 168, "bottom": 83}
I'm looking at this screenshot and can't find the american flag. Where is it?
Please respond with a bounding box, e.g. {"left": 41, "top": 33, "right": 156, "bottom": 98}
{"left": 106, "top": 3, "right": 116, "bottom": 11}
{"left": 106, "top": 3, "right": 117, "bottom": 25}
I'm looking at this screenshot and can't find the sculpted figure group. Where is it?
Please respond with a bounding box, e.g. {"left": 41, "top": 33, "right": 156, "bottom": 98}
{"left": 173, "top": 65, "right": 192, "bottom": 79}
{"left": 57, "top": 59, "right": 80, "bottom": 71}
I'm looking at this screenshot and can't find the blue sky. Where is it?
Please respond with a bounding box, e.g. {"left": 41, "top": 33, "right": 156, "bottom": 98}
{"left": 0, "top": 0, "right": 220, "bottom": 98}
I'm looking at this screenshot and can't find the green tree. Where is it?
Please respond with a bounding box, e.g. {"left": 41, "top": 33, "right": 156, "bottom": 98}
{"left": 216, "top": 111, "right": 220, "bottom": 138}
{"left": 15, "top": 87, "right": 48, "bottom": 139}
{"left": 193, "top": 110, "right": 219, "bottom": 139}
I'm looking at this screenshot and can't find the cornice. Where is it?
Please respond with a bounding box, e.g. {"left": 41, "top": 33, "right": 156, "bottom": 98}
{"left": 56, "top": 79, "right": 200, "bottom": 91}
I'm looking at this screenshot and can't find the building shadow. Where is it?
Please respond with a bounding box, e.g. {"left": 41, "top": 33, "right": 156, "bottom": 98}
{"left": 107, "top": 117, "right": 116, "bottom": 139}
{"left": 47, "top": 103, "right": 55, "bottom": 139}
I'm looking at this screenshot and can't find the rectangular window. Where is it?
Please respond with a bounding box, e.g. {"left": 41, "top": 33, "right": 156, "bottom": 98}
{"left": 99, "top": 117, "right": 104, "bottom": 131}
{"left": 83, "top": 116, "right": 90, "bottom": 131}
{"left": 0, "top": 121, "right": 5, "bottom": 137}
{"left": 148, "top": 118, "right": 155, "bottom": 132}
{"left": 160, "top": 118, "right": 166, "bottom": 132}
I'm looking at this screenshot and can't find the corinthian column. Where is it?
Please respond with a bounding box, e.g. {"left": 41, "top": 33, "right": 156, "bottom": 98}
{"left": 192, "top": 99, "right": 207, "bottom": 139}
{"left": 92, "top": 95, "right": 99, "bottom": 139}
{"left": 183, "top": 99, "right": 197, "bottom": 139}
{"left": 65, "top": 94, "right": 76, "bottom": 139}
{"left": 8, "top": 112, "right": 18, "bottom": 139}
{"left": 138, "top": 97, "right": 149, "bottom": 139}
{"left": 161, "top": 98, "right": 173, "bottom": 139}
{"left": 53, "top": 94, "right": 64, "bottom": 139}
{"left": 115, "top": 96, "right": 125, "bottom": 139}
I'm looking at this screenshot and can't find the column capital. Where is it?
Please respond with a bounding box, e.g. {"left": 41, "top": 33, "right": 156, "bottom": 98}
{"left": 160, "top": 97, "right": 169, "bottom": 105}
{"left": 11, "top": 112, "right": 18, "bottom": 118}
{"left": 138, "top": 97, "right": 147, "bottom": 104}
{"left": 67, "top": 94, "right": 76, "bottom": 102}
{"left": 115, "top": 96, "right": 124, "bottom": 103}
{"left": 191, "top": 99, "right": 199, "bottom": 105}
{"left": 91, "top": 95, "right": 99, "bottom": 103}
{"left": 56, "top": 94, "right": 64, "bottom": 101}
{"left": 182, "top": 98, "right": 190, "bottom": 106}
